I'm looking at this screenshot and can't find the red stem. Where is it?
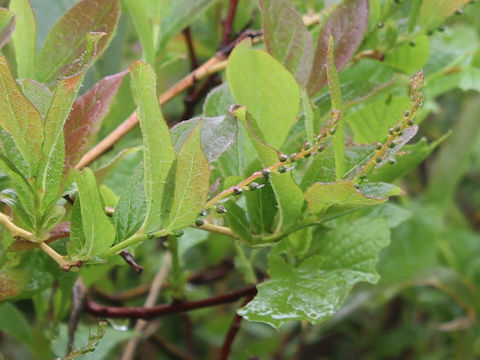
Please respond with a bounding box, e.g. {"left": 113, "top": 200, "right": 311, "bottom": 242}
{"left": 221, "top": 0, "right": 239, "bottom": 46}
{"left": 218, "top": 294, "right": 255, "bottom": 360}
{"left": 85, "top": 284, "right": 258, "bottom": 320}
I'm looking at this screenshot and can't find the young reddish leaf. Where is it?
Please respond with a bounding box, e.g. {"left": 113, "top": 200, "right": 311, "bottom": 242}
{"left": 64, "top": 70, "right": 128, "bottom": 171}
{"left": 0, "top": 8, "right": 16, "bottom": 49}
{"left": 306, "top": 0, "right": 369, "bottom": 95}
{"left": 9, "top": 0, "right": 37, "bottom": 78}
{"left": 259, "top": 0, "right": 314, "bottom": 87}
{"left": 0, "top": 56, "right": 44, "bottom": 176}
{"left": 35, "top": 0, "right": 120, "bottom": 85}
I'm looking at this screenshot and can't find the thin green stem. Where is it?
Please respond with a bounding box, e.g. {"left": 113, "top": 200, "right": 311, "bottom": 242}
{"left": 0, "top": 212, "right": 35, "bottom": 241}
{"left": 195, "top": 222, "right": 237, "bottom": 239}
{"left": 233, "top": 242, "right": 256, "bottom": 284}
{"left": 167, "top": 235, "right": 185, "bottom": 300}
{"left": 106, "top": 232, "right": 147, "bottom": 256}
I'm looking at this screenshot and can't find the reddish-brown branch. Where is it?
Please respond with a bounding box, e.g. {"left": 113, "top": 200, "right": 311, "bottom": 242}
{"left": 218, "top": 294, "right": 255, "bottom": 360}
{"left": 150, "top": 334, "right": 196, "bottom": 360}
{"left": 120, "top": 250, "right": 143, "bottom": 274}
{"left": 85, "top": 283, "right": 258, "bottom": 319}
{"left": 221, "top": 0, "right": 239, "bottom": 46}
{"left": 183, "top": 27, "right": 199, "bottom": 70}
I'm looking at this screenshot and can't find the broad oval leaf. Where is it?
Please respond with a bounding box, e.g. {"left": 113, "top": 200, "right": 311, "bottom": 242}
{"left": 259, "top": 0, "right": 314, "bottom": 87}
{"left": 306, "top": 0, "right": 369, "bottom": 95}
{"left": 418, "top": 0, "right": 470, "bottom": 32}
{"left": 239, "top": 218, "right": 390, "bottom": 328}
{"left": 18, "top": 79, "right": 53, "bottom": 119}
{"left": 305, "top": 179, "right": 386, "bottom": 219}
{"left": 170, "top": 113, "right": 238, "bottom": 163}
{"left": 164, "top": 123, "right": 210, "bottom": 233}
{"left": 35, "top": 0, "right": 120, "bottom": 85}
{"left": 64, "top": 70, "right": 128, "bottom": 171}
{"left": 227, "top": 40, "right": 301, "bottom": 149}
{"left": 129, "top": 60, "right": 176, "bottom": 233}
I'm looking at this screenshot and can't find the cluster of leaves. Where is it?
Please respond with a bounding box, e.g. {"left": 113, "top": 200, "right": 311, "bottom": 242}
{"left": 0, "top": 0, "right": 479, "bottom": 358}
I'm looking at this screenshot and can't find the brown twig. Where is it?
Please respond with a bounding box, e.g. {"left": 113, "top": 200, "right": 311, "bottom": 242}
{"left": 221, "top": 0, "right": 239, "bottom": 46}
{"left": 183, "top": 27, "right": 199, "bottom": 70}
{"left": 120, "top": 250, "right": 143, "bottom": 274}
{"left": 85, "top": 283, "right": 258, "bottom": 319}
{"left": 218, "top": 294, "right": 255, "bottom": 360}
{"left": 91, "top": 260, "right": 235, "bottom": 304}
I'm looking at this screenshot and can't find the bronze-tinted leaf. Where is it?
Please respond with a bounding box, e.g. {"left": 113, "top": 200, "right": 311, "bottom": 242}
{"left": 306, "top": 0, "right": 369, "bottom": 95}
{"left": 64, "top": 70, "right": 128, "bottom": 171}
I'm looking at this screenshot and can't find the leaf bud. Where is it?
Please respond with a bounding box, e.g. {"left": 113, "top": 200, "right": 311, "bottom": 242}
{"left": 232, "top": 187, "right": 243, "bottom": 195}
{"left": 289, "top": 153, "right": 297, "bottom": 162}
{"left": 329, "top": 127, "right": 337, "bottom": 135}
{"left": 279, "top": 154, "right": 288, "bottom": 162}
{"left": 304, "top": 141, "right": 311, "bottom": 149}
{"left": 375, "top": 157, "right": 382, "bottom": 163}
{"left": 375, "top": 143, "right": 383, "bottom": 151}
{"left": 262, "top": 169, "right": 271, "bottom": 178}
{"left": 388, "top": 128, "right": 395, "bottom": 135}
{"left": 173, "top": 230, "right": 184, "bottom": 237}
{"left": 278, "top": 165, "right": 288, "bottom": 173}
{"left": 403, "top": 110, "right": 410, "bottom": 117}
{"left": 195, "top": 218, "right": 206, "bottom": 227}
{"left": 317, "top": 144, "right": 326, "bottom": 152}
{"left": 199, "top": 208, "right": 207, "bottom": 217}
{"left": 377, "top": 22, "right": 384, "bottom": 28}
{"left": 409, "top": 41, "right": 416, "bottom": 47}
{"left": 388, "top": 142, "right": 396, "bottom": 148}
{"left": 215, "top": 205, "right": 227, "bottom": 214}
{"left": 388, "top": 158, "right": 396, "bottom": 165}
{"left": 394, "top": 125, "right": 401, "bottom": 132}
{"left": 407, "top": 119, "right": 415, "bottom": 126}
{"left": 249, "top": 182, "right": 259, "bottom": 190}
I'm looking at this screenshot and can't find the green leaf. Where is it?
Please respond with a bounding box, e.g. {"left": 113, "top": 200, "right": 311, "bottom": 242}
{"left": 227, "top": 40, "right": 301, "bottom": 149}
{"left": 203, "top": 83, "right": 235, "bottom": 117}
{"left": 157, "top": 0, "right": 217, "bottom": 53}
{"left": 383, "top": 35, "right": 430, "bottom": 74}
{"left": 233, "top": 107, "right": 304, "bottom": 234}
{"left": 358, "top": 182, "right": 404, "bottom": 197}
{"left": 18, "top": 79, "right": 53, "bottom": 119}
{"left": 347, "top": 96, "right": 410, "bottom": 143}
{"left": 326, "top": 36, "right": 345, "bottom": 180}
{"left": 94, "top": 147, "right": 140, "bottom": 184}
{"left": 306, "top": 0, "right": 369, "bottom": 95}
{"left": 35, "top": 0, "right": 120, "bottom": 85}
{"left": 225, "top": 200, "right": 254, "bottom": 245}
{"left": 301, "top": 90, "right": 315, "bottom": 145}
{"left": 239, "top": 218, "right": 390, "bottom": 328}
{"left": 112, "top": 165, "right": 146, "bottom": 243}
{"left": 418, "top": 0, "right": 470, "bottom": 32}
{"left": 259, "top": 0, "right": 314, "bottom": 87}
{"left": 37, "top": 33, "right": 105, "bottom": 215}
{"left": 368, "top": 134, "right": 449, "bottom": 183}
{"left": 9, "top": 0, "right": 37, "bottom": 78}
{"left": 0, "top": 8, "right": 16, "bottom": 49}
{"left": 0, "top": 302, "right": 32, "bottom": 351}
{"left": 170, "top": 114, "right": 238, "bottom": 163}
{"left": 165, "top": 123, "right": 210, "bottom": 233}
{"left": 427, "top": 97, "right": 480, "bottom": 210}
{"left": 64, "top": 70, "right": 128, "bottom": 172}
{"left": 68, "top": 168, "right": 115, "bottom": 260}
{"left": 0, "top": 55, "right": 44, "bottom": 176}
{"left": 0, "top": 155, "right": 36, "bottom": 227}
{"left": 123, "top": 0, "right": 155, "bottom": 64}
{"left": 305, "top": 180, "right": 386, "bottom": 219}
{"left": 129, "top": 60, "right": 176, "bottom": 233}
